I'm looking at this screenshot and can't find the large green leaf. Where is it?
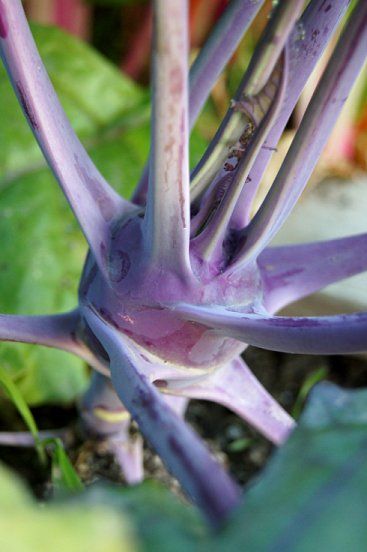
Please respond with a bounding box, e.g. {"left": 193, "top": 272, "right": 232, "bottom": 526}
{"left": 220, "top": 383, "right": 367, "bottom": 552}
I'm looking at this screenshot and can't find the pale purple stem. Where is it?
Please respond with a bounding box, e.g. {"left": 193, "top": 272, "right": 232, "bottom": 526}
{"left": 232, "top": 1, "right": 367, "bottom": 269}
{"left": 176, "top": 303, "right": 367, "bottom": 355}
{"left": 188, "top": 0, "right": 263, "bottom": 127}
{"left": 0, "top": 0, "right": 135, "bottom": 278}
{"left": 108, "top": 432, "right": 144, "bottom": 485}
{"left": 163, "top": 356, "right": 295, "bottom": 445}
{"left": 81, "top": 371, "right": 144, "bottom": 484}
{"left": 143, "top": 0, "right": 192, "bottom": 277}
{"left": 131, "top": 0, "right": 263, "bottom": 205}
{"left": 81, "top": 372, "right": 131, "bottom": 438}
{"left": 109, "top": 395, "right": 187, "bottom": 486}
{"left": 259, "top": 234, "right": 367, "bottom": 313}
{"left": 231, "top": 0, "right": 350, "bottom": 226}
{"left": 0, "top": 309, "right": 104, "bottom": 372}
{"left": 81, "top": 373, "right": 187, "bottom": 485}
{"left": 0, "top": 310, "right": 80, "bottom": 354}
{"left": 85, "top": 309, "right": 240, "bottom": 526}
{"left": 0, "top": 429, "right": 68, "bottom": 447}
{"left": 163, "top": 394, "right": 189, "bottom": 418}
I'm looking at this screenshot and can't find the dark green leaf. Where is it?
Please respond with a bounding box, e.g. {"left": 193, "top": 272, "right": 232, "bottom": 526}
{"left": 220, "top": 383, "right": 367, "bottom": 552}
{"left": 71, "top": 481, "right": 206, "bottom": 552}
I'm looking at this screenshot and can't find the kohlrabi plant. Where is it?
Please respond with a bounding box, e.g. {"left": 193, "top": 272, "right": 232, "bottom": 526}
{"left": 0, "top": 0, "right": 366, "bottom": 527}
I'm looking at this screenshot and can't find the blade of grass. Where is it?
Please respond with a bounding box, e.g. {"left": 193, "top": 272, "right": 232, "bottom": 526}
{"left": 43, "top": 437, "right": 83, "bottom": 493}
{"left": 292, "top": 367, "right": 328, "bottom": 420}
{"left": 0, "top": 366, "right": 81, "bottom": 490}
{"left": 0, "top": 365, "right": 45, "bottom": 463}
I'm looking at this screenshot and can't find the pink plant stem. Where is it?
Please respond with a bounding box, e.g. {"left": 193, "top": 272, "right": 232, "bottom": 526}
{"left": 54, "top": 0, "right": 92, "bottom": 41}
{"left": 121, "top": 5, "right": 152, "bottom": 80}
{"left": 25, "top": 0, "right": 55, "bottom": 24}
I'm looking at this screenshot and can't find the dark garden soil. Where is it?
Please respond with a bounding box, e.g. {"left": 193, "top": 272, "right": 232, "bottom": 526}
{"left": 1, "top": 348, "right": 367, "bottom": 501}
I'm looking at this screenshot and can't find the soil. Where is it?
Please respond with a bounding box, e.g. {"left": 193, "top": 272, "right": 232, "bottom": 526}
{"left": 1, "top": 347, "right": 367, "bottom": 500}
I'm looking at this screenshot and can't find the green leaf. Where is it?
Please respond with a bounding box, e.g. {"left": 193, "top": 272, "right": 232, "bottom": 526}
{"left": 220, "top": 383, "right": 367, "bottom": 552}
{"left": 0, "top": 464, "right": 136, "bottom": 552}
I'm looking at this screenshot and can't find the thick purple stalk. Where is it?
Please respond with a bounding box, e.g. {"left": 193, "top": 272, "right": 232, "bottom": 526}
{"left": 231, "top": 0, "right": 350, "bottom": 226}
{"left": 161, "top": 356, "right": 295, "bottom": 445}
{"left": 232, "top": 1, "right": 367, "bottom": 269}
{"left": 143, "top": 0, "right": 191, "bottom": 277}
{"left": 85, "top": 308, "right": 240, "bottom": 526}
{"left": 131, "top": 0, "right": 263, "bottom": 206}
{"left": 259, "top": 234, "right": 367, "bottom": 313}
{"left": 0, "top": 0, "right": 135, "bottom": 278}
{"left": 176, "top": 304, "right": 367, "bottom": 355}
